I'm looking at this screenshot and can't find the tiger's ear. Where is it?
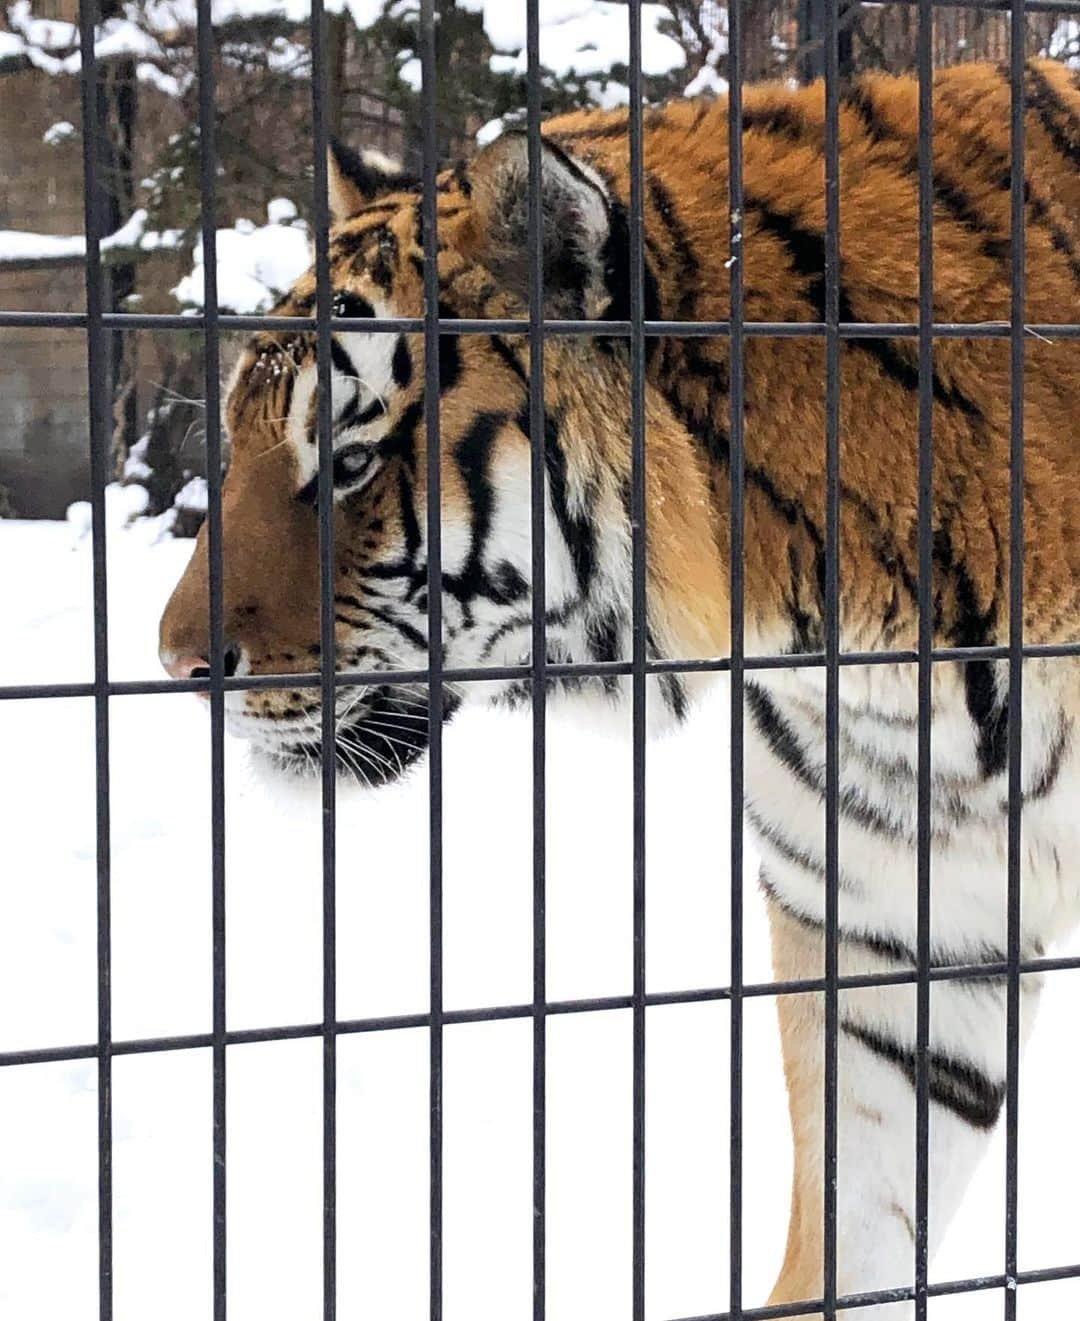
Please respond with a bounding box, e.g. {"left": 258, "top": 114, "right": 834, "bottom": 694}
{"left": 327, "top": 140, "right": 414, "bottom": 220}
{"left": 465, "top": 133, "right": 613, "bottom": 317}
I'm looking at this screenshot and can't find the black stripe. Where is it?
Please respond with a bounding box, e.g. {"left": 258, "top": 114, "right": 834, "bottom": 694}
{"left": 330, "top": 291, "right": 375, "bottom": 321}
{"left": 447, "top": 411, "right": 505, "bottom": 604}
{"left": 843, "top": 1021, "right": 1005, "bottom": 1131}
{"left": 371, "top": 226, "right": 399, "bottom": 291}
{"left": 397, "top": 463, "right": 422, "bottom": 564}
{"left": 437, "top": 302, "right": 463, "bottom": 393}
{"left": 330, "top": 338, "right": 390, "bottom": 433}
{"left": 758, "top": 868, "right": 1008, "bottom": 976}
{"left": 741, "top": 102, "right": 808, "bottom": 142}
{"left": 586, "top": 609, "right": 624, "bottom": 695}
{"left": 478, "top": 602, "right": 578, "bottom": 662}
{"left": 660, "top": 332, "right": 923, "bottom": 638}
{"left": 936, "top": 77, "right": 1080, "bottom": 287}
{"left": 943, "top": 547, "right": 1008, "bottom": 779}
{"left": 759, "top": 869, "right": 915, "bottom": 967}
{"left": 489, "top": 334, "right": 529, "bottom": 386}
{"left": 1026, "top": 61, "right": 1080, "bottom": 172}
{"left": 659, "top": 672, "right": 689, "bottom": 721}
{"left": 647, "top": 172, "right": 700, "bottom": 320}
{"left": 745, "top": 196, "right": 983, "bottom": 420}
{"left": 843, "top": 80, "right": 1009, "bottom": 263}
{"left": 337, "top": 394, "right": 385, "bottom": 432}
{"left": 330, "top": 338, "right": 356, "bottom": 384}
{"left": 517, "top": 401, "right": 598, "bottom": 598}
{"left": 343, "top": 598, "right": 429, "bottom": 653}
{"left": 1027, "top": 714, "right": 1070, "bottom": 802}
{"left": 601, "top": 197, "right": 663, "bottom": 345}
{"left": 392, "top": 337, "right": 413, "bottom": 389}
{"left": 671, "top": 407, "right": 827, "bottom": 574}
{"left": 329, "top": 138, "right": 416, "bottom": 204}
{"left": 380, "top": 399, "right": 424, "bottom": 467}
{"left": 746, "top": 804, "right": 828, "bottom": 882}
{"left": 746, "top": 682, "right": 903, "bottom": 839}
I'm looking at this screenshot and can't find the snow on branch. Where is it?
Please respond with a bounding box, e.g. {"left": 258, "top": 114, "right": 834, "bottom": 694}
{"left": 0, "top": 209, "right": 183, "bottom": 267}
{"left": 457, "top": 0, "right": 685, "bottom": 80}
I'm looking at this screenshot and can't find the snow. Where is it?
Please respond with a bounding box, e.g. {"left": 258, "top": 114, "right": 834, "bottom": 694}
{"left": 4, "top": 0, "right": 164, "bottom": 75}
{"left": 0, "top": 209, "right": 182, "bottom": 264}
{"left": 684, "top": 62, "right": 728, "bottom": 99}
{"left": 397, "top": 52, "right": 422, "bottom": 92}
{"left": 476, "top": 115, "right": 505, "bottom": 147}
{"left": 134, "top": 60, "right": 188, "bottom": 97}
{"left": 65, "top": 485, "right": 151, "bottom": 542}
{"left": 459, "top": 0, "right": 685, "bottom": 80}
{"left": 8, "top": 0, "right": 701, "bottom": 105}
{"left": 266, "top": 195, "right": 298, "bottom": 225}
{"left": 122, "top": 437, "right": 154, "bottom": 483}
{"left": 585, "top": 76, "right": 630, "bottom": 109}
{"left": 1049, "top": 19, "right": 1080, "bottom": 67}
{"left": 172, "top": 201, "right": 311, "bottom": 314}
{"left": 3, "top": 514, "right": 1080, "bottom": 1318}
{"left": 42, "top": 119, "right": 76, "bottom": 145}
{"left": 174, "top": 474, "right": 209, "bottom": 513}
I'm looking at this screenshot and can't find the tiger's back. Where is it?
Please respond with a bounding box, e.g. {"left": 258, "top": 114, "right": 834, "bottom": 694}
{"left": 547, "top": 59, "right": 1080, "bottom": 660}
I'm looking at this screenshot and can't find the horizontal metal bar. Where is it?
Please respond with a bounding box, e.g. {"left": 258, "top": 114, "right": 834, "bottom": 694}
{"left": 4, "top": 950, "right": 1077, "bottom": 1070}
{"left": 4, "top": 640, "right": 1078, "bottom": 703}
{"left": 4, "top": 308, "right": 1080, "bottom": 339}
{"left": 597, "top": 0, "right": 1080, "bottom": 13}
{"left": 876, "top": 0, "right": 1080, "bottom": 10}
{"left": 666, "top": 1260, "right": 1080, "bottom": 1321}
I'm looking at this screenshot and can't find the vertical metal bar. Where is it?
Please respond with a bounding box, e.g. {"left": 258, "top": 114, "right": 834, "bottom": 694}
{"left": 77, "top": 2, "right": 113, "bottom": 1315}
{"left": 821, "top": 0, "right": 842, "bottom": 1313}
{"left": 193, "top": 3, "right": 227, "bottom": 1316}
{"left": 913, "top": 0, "right": 934, "bottom": 1316}
{"left": 419, "top": 4, "right": 445, "bottom": 1317}
{"left": 1004, "top": 1, "right": 1026, "bottom": 1316}
{"left": 525, "top": 3, "right": 547, "bottom": 1318}
{"left": 309, "top": 0, "right": 338, "bottom": 1315}
{"left": 627, "top": 4, "right": 648, "bottom": 1320}
{"left": 726, "top": 0, "right": 746, "bottom": 1316}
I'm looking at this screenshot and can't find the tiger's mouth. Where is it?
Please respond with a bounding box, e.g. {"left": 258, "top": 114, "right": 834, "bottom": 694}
{"left": 248, "top": 684, "right": 458, "bottom": 787}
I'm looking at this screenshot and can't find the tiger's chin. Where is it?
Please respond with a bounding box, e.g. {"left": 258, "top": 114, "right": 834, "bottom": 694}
{"left": 248, "top": 686, "right": 459, "bottom": 789}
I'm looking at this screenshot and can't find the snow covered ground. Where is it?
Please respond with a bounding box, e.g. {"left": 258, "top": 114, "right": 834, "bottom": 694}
{"left": 2, "top": 514, "right": 1080, "bottom": 1319}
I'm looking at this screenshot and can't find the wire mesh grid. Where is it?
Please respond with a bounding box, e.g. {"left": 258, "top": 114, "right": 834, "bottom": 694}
{"left": 6, "top": 0, "right": 1080, "bottom": 1317}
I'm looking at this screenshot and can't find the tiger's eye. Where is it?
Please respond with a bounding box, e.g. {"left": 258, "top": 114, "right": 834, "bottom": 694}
{"left": 333, "top": 442, "right": 374, "bottom": 487}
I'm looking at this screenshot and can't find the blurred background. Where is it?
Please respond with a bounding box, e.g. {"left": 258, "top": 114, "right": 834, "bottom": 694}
{"left": 1, "top": 0, "right": 1077, "bottom": 525}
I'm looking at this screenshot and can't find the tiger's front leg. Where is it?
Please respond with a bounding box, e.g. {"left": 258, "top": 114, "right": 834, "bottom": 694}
{"left": 764, "top": 884, "right": 1038, "bottom": 1320}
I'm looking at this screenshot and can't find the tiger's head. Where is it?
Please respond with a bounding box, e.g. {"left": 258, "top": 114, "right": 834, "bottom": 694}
{"left": 159, "top": 134, "right": 724, "bottom": 784}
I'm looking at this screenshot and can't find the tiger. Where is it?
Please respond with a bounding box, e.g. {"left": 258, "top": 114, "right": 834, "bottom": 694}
{"left": 159, "top": 59, "right": 1080, "bottom": 1317}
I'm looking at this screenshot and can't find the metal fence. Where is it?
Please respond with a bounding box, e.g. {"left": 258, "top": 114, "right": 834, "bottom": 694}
{"left": 6, "top": 0, "right": 1080, "bottom": 1317}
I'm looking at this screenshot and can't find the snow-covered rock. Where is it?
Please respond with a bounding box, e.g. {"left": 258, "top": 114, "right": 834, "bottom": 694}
{"left": 266, "top": 196, "right": 298, "bottom": 225}
{"left": 171, "top": 199, "right": 310, "bottom": 314}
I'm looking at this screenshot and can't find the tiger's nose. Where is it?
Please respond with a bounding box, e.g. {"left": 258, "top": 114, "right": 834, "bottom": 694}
{"left": 160, "top": 643, "right": 242, "bottom": 684}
